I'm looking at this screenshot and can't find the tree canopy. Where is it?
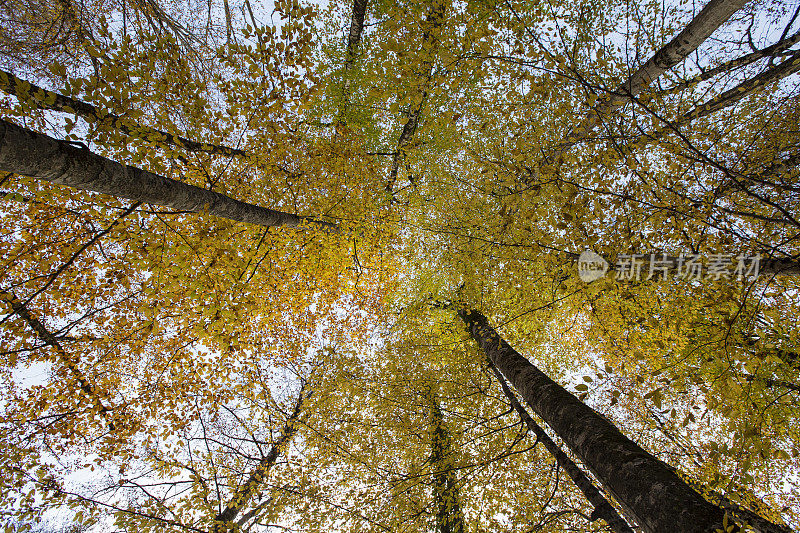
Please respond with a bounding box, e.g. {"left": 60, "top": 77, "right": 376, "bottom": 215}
{"left": 1, "top": 0, "right": 800, "bottom": 531}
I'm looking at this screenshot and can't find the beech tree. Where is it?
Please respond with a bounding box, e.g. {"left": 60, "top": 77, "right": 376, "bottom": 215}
{"left": 1, "top": 0, "right": 800, "bottom": 531}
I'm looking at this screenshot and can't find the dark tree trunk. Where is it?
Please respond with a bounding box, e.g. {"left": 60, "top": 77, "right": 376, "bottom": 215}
{"left": 0, "top": 119, "right": 336, "bottom": 231}
{"left": 457, "top": 308, "right": 734, "bottom": 533}
{"left": 428, "top": 393, "right": 466, "bottom": 533}
{"left": 212, "top": 382, "right": 309, "bottom": 531}
{"left": 386, "top": 0, "right": 446, "bottom": 195}
{"left": 489, "top": 361, "right": 634, "bottom": 533}
{"left": 339, "top": 0, "right": 369, "bottom": 120}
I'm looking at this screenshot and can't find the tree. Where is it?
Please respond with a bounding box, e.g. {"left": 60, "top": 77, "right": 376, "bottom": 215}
{"left": 1, "top": 0, "right": 800, "bottom": 530}
{"left": 0, "top": 118, "right": 334, "bottom": 230}
{"left": 457, "top": 307, "right": 732, "bottom": 533}
{"left": 488, "top": 360, "right": 634, "bottom": 533}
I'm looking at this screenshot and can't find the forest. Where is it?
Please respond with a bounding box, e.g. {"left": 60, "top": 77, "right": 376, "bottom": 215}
{"left": 0, "top": 0, "right": 799, "bottom": 531}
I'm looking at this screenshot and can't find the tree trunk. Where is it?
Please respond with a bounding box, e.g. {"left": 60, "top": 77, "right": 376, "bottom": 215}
{"left": 489, "top": 361, "right": 634, "bottom": 533}
{"left": 212, "top": 382, "right": 310, "bottom": 531}
{"left": 340, "top": 0, "right": 369, "bottom": 119}
{"left": 0, "top": 70, "right": 246, "bottom": 157}
{"left": 0, "top": 118, "right": 336, "bottom": 232}
{"left": 457, "top": 308, "right": 735, "bottom": 533}
{"left": 548, "top": 0, "right": 751, "bottom": 164}
{"left": 427, "top": 392, "right": 466, "bottom": 533}
{"left": 386, "top": 0, "right": 447, "bottom": 195}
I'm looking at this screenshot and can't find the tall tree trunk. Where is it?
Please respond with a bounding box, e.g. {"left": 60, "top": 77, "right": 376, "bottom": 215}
{"left": 0, "top": 289, "right": 116, "bottom": 431}
{"left": 655, "top": 29, "right": 800, "bottom": 97}
{"left": 427, "top": 392, "right": 466, "bottom": 533}
{"left": 212, "top": 382, "right": 310, "bottom": 531}
{"left": 547, "top": 0, "right": 751, "bottom": 164}
{"left": 0, "top": 118, "right": 336, "bottom": 231}
{"left": 0, "top": 70, "right": 246, "bottom": 157}
{"left": 489, "top": 361, "right": 634, "bottom": 533}
{"left": 339, "top": 0, "right": 368, "bottom": 120}
{"left": 386, "top": 0, "right": 447, "bottom": 195}
{"left": 457, "top": 308, "right": 735, "bottom": 533}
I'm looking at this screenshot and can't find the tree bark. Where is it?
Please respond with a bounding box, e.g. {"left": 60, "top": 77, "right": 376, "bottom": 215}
{"left": 489, "top": 361, "right": 634, "bottom": 533}
{"left": 457, "top": 308, "right": 734, "bottom": 533}
{"left": 386, "top": 0, "right": 447, "bottom": 195}
{"left": 427, "top": 392, "right": 466, "bottom": 533}
{"left": 212, "top": 382, "right": 309, "bottom": 531}
{"left": 339, "top": 0, "right": 368, "bottom": 120}
{"left": 0, "top": 70, "right": 246, "bottom": 157}
{"left": 548, "top": 0, "right": 751, "bottom": 164}
{"left": 0, "top": 118, "right": 336, "bottom": 231}
{"left": 0, "top": 289, "right": 116, "bottom": 431}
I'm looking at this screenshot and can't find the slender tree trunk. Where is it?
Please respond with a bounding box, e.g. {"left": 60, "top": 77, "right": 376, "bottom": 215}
{"left": 656, "top": 29, "right": 800, "bottom": 96}
{"left": 339, "top": 0, "right": 368, "bottom": 120}
{"left": 457, "top": 308, "right": 735, "bottom": 533}
{"left": 0, "top": 119, "right": 336, "bottom": 232}
{"left": 223, "top": 0, "right": 233, "bottom": 44}
{"left": 0, "top": 289, "right": 116, "bottom": 431}
{"left": 386, "top": 0, "right": 447, "bottom": 195}
{"left": 427, "top": 392, "right": 466, "bottom": 533}
{"left": 489, "top": 361, "right": 634, "bottom": 533}
{"left": 548, "top": 0, "right": 751, "bottom": 164}
{"left": 0, "top": 70, "right": 245, "bottom": 157}
{"left": 212, "top": 382, "right": 309, "bottom": 531}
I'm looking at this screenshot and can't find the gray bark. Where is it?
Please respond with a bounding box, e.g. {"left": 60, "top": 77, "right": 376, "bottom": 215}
{"left": 489, "top": 361, "right": 634, "bottom": 533}
{"left": 549, "top": 0, "right": 751, "bottom": 163}
{"left": 0, "top": 69, "right": 246, "bottom": 157}
{"left": 428, "top": 392, "right": 466, "bottom": 533}
{"left": 386, "top": 1, "right": 446, "bottom": 195}
{"left": 0, "top": 119, "right": 336, "bottom": 231}
{"left": 458, "top": 308, "right": 735, "bottom": 533}
{"left": 212, "top": 383, "right": 309, "bottom": 531}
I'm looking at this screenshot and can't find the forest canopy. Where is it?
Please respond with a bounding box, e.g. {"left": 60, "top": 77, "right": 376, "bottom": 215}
{"left": 1, "top": 0, "right": 800, "bottom": 531}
